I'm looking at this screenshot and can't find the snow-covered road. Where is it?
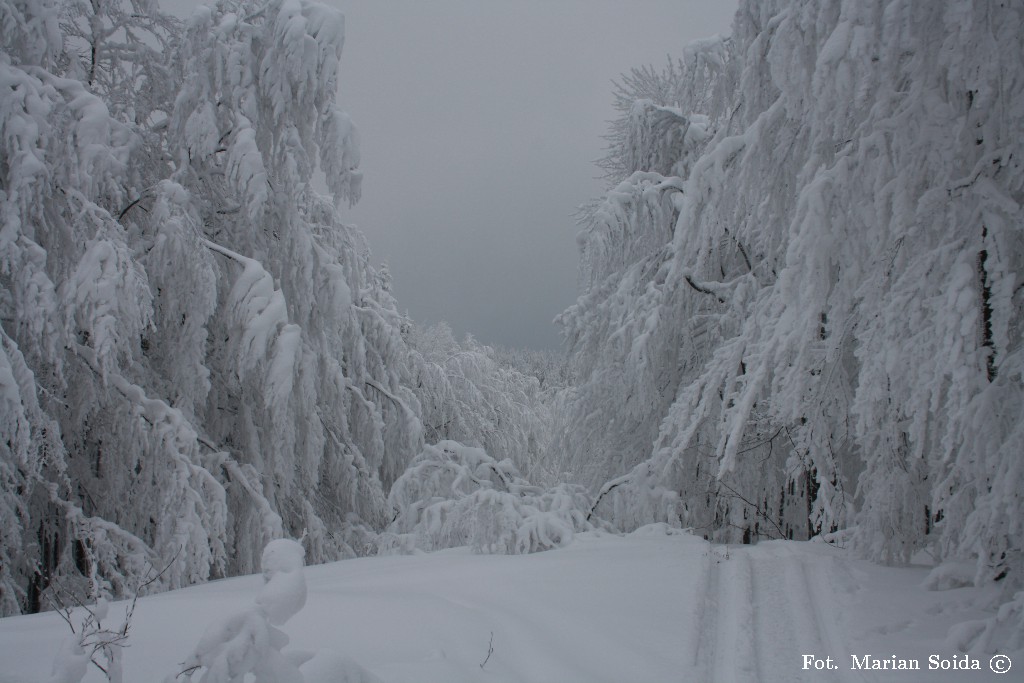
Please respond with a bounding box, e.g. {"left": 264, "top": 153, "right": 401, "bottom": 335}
{"left": 0, "top": 527, "right": 1012, "bottom": 682}
{"left": 697, "top": 541, "right": 868, "bottom": 683}
{"left": 690, "top": 538, "right": 1010, "bottom": 683}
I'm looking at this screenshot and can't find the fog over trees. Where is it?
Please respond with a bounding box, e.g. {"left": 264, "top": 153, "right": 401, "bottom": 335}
{"left": 1, "top": 0, "right": 1021, "bottom": 655}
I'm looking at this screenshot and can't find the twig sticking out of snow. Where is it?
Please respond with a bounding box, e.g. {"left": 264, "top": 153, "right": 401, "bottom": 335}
{"left": 479, "top": 631, "right": 494, "bottom": 670}
{"left": 46, "top": 550, "right": 181, "bottom": 683}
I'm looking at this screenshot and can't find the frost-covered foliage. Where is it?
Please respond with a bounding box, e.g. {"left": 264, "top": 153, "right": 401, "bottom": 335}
{"left": 558, "top": 0, "right": 1024, "bottom": 599}
{"left": 405, "top": 323, "right": 553, "bottom": 483}
{"left": 489, "top": 344, "right": 573, "bottom": 391}
{"left": 380, "top": 441, "right": 592, "bottom": 555}
{"left": 0, "top": 0, "right": 423, "bottom": 615}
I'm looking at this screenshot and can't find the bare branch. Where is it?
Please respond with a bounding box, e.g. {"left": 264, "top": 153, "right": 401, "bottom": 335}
{"left": 479, "top": 631, "right": 494, "bottom": 669}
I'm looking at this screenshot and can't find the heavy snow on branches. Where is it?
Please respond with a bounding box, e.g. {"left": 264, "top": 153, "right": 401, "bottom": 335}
{"left": 556, "top": 0, "right": 1024, "bottom": 597}
{"left": 0, "top": 0, "right": 554, "bottom": 615}
{"left": 2, "top": 0, "right": 1021, "bottom": 640}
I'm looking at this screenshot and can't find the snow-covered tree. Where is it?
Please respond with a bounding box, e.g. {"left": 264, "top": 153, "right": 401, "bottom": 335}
{"left": 489, "top": 344, "right": 573, "bottom": 391}
{"left": 405, "top": 323, "right": 552, "bottom": 483}
{"left": 0, "top": 0, "right": 424, "bottom": 615}
{"left": 559, "top": 0, "right": 1024, "bottom": 601}
{"left": 380, "top": 440, "right": 592, "bottom": 555}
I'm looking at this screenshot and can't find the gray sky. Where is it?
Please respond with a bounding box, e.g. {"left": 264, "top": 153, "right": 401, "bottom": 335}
{"left": 331, "top": 1, "right": 737, "bottom": 349}
{"left": 163, "top": 0, "right": 741, "bottom": 349}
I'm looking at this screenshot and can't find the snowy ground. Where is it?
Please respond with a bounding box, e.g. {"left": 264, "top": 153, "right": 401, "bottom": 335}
{"left": 0, "top": 527, "right": 1018, "bottom": 682}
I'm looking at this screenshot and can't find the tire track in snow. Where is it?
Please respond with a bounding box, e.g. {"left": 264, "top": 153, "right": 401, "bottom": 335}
{"left": 793, "top": 547, "right": 880, "bottom": 683}
{"left": 694, "top": 547, "right": 759, "bottom": 683}
{"left": 750, "top": 544, "right": 806, "bottom": 681}
{"left": 778, "top": 545, "right": 848, "bottom": 681}
{"left": 755, "top": 543, "right": 878, "bottom": 683}
{"left": 715, "top": 551, "right": 758, "bottom": 682}
{"left": 693, "top": 546, "right": 722, "bottom": 681}
{"left": 695, "top": 542, "right": 880, "bottom": 683}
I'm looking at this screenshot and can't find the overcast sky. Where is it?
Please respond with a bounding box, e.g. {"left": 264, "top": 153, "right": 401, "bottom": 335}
{"left": 163, "top": 1, "right": 740, "bottom": 349}
{"left": 330, "top": 1, "right": 737, "bottom": 350}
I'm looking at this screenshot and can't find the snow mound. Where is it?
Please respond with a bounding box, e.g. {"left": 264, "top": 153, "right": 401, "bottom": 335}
{"left": 945, "top": 591, "right": 1024, "bottom": 658}
{"left": 922, "top": 560, "right": 976, "bottom": 591}
{"left": 45, "top": 636, "right": 89, "bottom": 683}
{"left": 171, "top": 538, "right": 381, "bottom": 683}
{"left": 299, "top": 651, "right": 384, "bottom": 683}
{"left": 181, "top": 609, "right": 294, "bottom": 683}
{"left": 628, "top": 522, "right": 691, "bottom": 537}
{"left": 257, "top": 539, "right": 308, "bottom": 625}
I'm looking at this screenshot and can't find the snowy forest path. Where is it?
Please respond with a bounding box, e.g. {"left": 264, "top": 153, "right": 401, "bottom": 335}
{"left": 694, "top": 541, "right": 880, "bottom": 683}
{"left": 694, "top": 546, "right": 759, "bottom": 681}
{"left": 0, "top": 531, "right": 999, "bottom": 682}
